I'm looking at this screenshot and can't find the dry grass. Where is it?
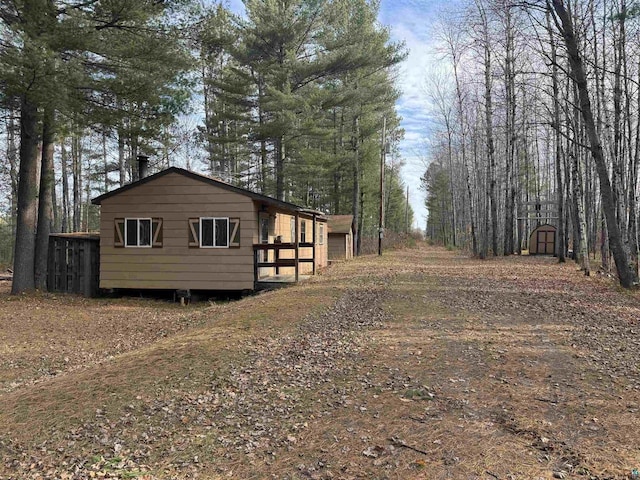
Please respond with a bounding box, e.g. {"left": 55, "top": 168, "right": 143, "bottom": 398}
{"left": 1, "top": 246, "right": 640, "bottom": 479}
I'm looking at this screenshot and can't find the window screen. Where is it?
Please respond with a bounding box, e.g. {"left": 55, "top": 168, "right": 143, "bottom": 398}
{"left": 215, "top": 218, "right": 228, "bottom": 247}
{"left": 200, "top": 217, "right": 229, "bottom": 248}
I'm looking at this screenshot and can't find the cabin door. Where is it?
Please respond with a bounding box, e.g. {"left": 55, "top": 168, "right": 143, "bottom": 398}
{"left": 536, "top": 230, "right": 555, "bottom": 255}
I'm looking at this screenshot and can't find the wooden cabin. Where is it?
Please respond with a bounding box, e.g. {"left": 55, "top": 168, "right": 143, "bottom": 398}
{"left": 529, "top": 224, "right": 557, "bottom": 255}
{"left": 92, "top": 167, "right": 328, "bottom": 292}
{"left": 327, "top": 215, "right": 354, "bottom": 261}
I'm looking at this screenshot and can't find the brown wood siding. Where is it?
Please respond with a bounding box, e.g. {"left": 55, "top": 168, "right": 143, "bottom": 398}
{"left": 328, "top": 234, "right": 346, "bottom": 260}
{"left": 99, "top": 172, "right": 256, "bottom": 290}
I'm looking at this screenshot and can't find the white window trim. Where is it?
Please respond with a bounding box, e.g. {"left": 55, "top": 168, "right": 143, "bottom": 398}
{"left": 319, "top": 224, "right": 324, "bottom": 245}
{"left": 199, "top": 217, "right": 230, "bottom": 249}
{"left": 124, "top": 218, "right": 152, "bottom": 248}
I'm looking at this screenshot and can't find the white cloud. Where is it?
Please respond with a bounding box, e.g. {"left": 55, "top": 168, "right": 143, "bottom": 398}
{"left": 380, "top": 0, "right": 448, "bottom": 228}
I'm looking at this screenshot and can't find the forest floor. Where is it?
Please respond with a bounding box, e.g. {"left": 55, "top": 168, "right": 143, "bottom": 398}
{"left": 0, "top": 245, "right": 639, "bottom": 479}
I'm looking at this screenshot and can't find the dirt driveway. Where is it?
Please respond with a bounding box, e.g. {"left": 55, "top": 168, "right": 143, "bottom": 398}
{"left": 1, "top": 246, "right": 639, "bottom": 479}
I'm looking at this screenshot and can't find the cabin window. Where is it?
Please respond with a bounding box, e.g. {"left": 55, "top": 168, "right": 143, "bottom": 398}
{"left": 318, "top": 224, "right": 324, "bottom": 245}
{"left": 124, "top": 218, "right": 152, "bottom": 247}
{"left": 115, "top": 218, "right": 162, "bottom": 248}
{"left": 200, "top": 217, "right": 229, "bottom": 248}
{"left": 189, "top": 217, "right": 239, "bottom": 248}
{"left": 290, "top": 217, "right": 295, "bottom": 243}
{"left": 301, "top": 220, "right": 307, "bottom": 243}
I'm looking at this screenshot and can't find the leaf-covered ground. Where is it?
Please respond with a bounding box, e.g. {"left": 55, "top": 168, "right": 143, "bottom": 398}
{"left": 0, "top": 245, "right": 639, "bottom": 479}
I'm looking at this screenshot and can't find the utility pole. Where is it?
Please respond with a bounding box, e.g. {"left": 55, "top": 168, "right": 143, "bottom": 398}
{"left": 378, "top": 116, "right": 386, "bottom": 256}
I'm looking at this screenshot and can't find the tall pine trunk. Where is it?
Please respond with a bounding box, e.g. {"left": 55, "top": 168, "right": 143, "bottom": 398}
{"left": 61, "top": 141, "right": 70, "bottom": 233}
{"left": 351, "top": 115, "right": 360, "bottom": 255}
{"left": 12, "top": 96, "right": 40, "bottom": 294}
{"left": 275, "top": 136, "right": 285, "bottom": 201}
{"left": 7, "top": 106, "right": 18, "bottom": 251}
{"left": 72, "top": 131, "right": 82, "bottom": 232}
{"left": 117, "top": 127, "right": 126, "bottom": 187}
{"left": 34, "top": 108, "right": 55, "bottom": 290}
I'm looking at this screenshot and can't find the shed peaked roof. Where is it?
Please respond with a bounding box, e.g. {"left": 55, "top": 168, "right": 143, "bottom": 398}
{"left": 91, "top": 167, "right": 325, "bottom": 217}
{"left": 327, "top": 215, "right": 354, "bottom": 234}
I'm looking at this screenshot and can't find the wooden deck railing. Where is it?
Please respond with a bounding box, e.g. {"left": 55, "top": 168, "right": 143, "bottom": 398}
{"left": 253, "top": 242, "right": 315, "bottom": 285}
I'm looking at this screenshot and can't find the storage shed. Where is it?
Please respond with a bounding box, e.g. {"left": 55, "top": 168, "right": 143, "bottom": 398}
{"left": 327, "top": 215, "right": 354, "bottom": 261}
{"left": 529, "top": 224, "right": 557, "bottom": 255}
{"left": 92, "top": 167, "right": 328, "bottom": 292}
{"left": 47, "top": 233, "right": 100, "bottom": 297}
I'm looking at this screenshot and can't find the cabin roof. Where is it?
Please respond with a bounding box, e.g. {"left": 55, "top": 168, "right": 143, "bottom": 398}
{"left": 91, "top": 167, "right": 326, "bottom": 218}
{"left": 327, "top": 215, "right": 353, "bottom": 234}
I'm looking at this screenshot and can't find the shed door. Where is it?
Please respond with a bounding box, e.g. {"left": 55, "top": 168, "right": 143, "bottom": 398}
{"left": 537, "top": 230, "right": 555, "bottom": 255}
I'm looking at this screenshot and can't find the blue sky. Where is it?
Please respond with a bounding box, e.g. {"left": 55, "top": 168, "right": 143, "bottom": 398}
{"left": 226, "top": 0, "right": 443, "bottom": 228}
{"left": 378, "top": 0, "right": 442, "bottom": 229}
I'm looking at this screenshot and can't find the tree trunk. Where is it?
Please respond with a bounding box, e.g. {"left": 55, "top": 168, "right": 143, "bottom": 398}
{"left": 548, "top": 9, "right": 565, "bottom": 262}
{"left": 12, "top": 96, "right": 40, "bottom": 294}
{"left": 352, "top": 115, "right": 360, "bottom": 255}
{"left": 72, "top": 131, "right": 82, "bottom": 232}
{"left": 118, "top": 127, "right": 126, "bottom": 187}
{"left": 551, "top": 0, "right": 636, "bottom": 287}
{"left": 275, "top": 136, "right": 285, "bottom": 201}
{"left": 358, "top": 169, "right": 364, "bottom": 255}
{"left": 503, "top": 3, "right": 515, "bottom": 256}
{"left": 445, "top": 123, "right": 457, "bottom": 247}
{"left": 61, "top": 141, "right": 69, "bottom": 233}
{"left": 572, "top": 151, "right": 590, "bottom": 274}
{"left": 451, "top": 50, "right": 478, "bottom": 255}
{"left": 480, "top": 7, "right": 499, "bottom": 256}
{"left": 34, "top": 108, "right": 55, "bottom": 290}
{"left": 7, "top": 106, "right": 19, "bottom": 251}
{"left": 102, "top": 131, "right": 109, "bottom": 192}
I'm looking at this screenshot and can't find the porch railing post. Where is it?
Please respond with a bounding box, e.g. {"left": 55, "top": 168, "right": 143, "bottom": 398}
{"left": 295, "top": 212, "right": 300, "bottom": 282}
{"left": 312, "top": 214, "right": 316, "bottom": 275}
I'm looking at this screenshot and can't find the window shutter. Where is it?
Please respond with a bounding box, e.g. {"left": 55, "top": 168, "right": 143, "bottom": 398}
{"left": 114, "top": 218, "right": 125, "bottom": 247}
{"left": 152, "top": 218, "right": 163, "bottom": 248}
{"left": 188, "top": 218, "right": 200, "bottom": 247}
{"left": 229, "top": 218, "right": 241, "bottom": 247}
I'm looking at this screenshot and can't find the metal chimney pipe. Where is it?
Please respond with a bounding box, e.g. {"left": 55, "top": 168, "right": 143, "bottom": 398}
{"left": 137, "top": 155, "right": 149, "bottom": 180}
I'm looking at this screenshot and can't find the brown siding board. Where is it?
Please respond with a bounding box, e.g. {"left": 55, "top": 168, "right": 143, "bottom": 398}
{"left": 100, "top": 263, "right": 254, "bottom": 273}
{"left": 101, "top": 279, "right": 254, "bottom": 290}
{"left": 104, "top": 193, "right": 253, "bottom": 205}
{"left": 100, "top": 271, "right": 254, "bottom": 282}
{"left": 100, "top": 203, "right": 253, "bottom": 214}
{"left": 100, "top": 246, "right": 254, "bottom": 256}
{"left": 117, "top": 185, "right": 251, "bottom": 196}
{"left": 101, "top": 254, "right": 253, "bottom": 264}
